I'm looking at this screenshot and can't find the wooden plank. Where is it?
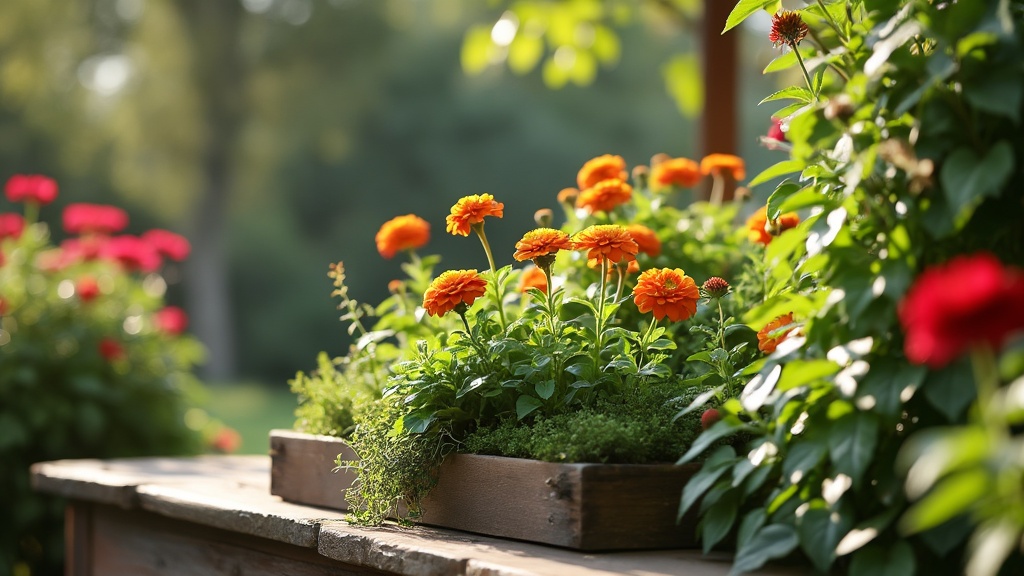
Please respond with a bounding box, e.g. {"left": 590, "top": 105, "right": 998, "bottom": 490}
{"left": 89, "top": 503, "right": 384, "bottom": 576}
{"left": 270, "top": 429, "right": 359, "bottom": 511}
{"left": 700, "top": 0, "right": 739, "bottom": 201}
{"left": 65, "top": 501, "right": 93, "bottom": 576}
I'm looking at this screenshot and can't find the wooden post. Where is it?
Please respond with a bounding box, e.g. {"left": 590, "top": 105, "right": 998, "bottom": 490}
{"left": 700, "top": 0, "right": 738, "bottom": 201}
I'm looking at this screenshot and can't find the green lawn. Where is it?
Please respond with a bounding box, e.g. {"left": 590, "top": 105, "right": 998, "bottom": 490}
{"left": 202, "top": 381, "right": 297, "bottom": 455}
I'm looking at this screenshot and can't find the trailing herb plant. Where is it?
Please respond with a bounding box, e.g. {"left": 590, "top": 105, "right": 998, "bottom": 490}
{"left": 680, "top": 1, "right": 1024, "bottom": 574}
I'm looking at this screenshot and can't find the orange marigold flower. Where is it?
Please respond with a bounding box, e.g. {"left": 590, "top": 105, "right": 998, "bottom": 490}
{"left": 375, "top": 214, "right": 430, "bottom": 259}
{"left": 518, "top": 266, "right": 548, "bottom": 295}
{"left": 577, "top": 154, "right": 628, "bottom": 190}
{"left": 633, "top": 268, "right": 700, "bottom": 322}
{"left": 422, "top": 269, "right": 488, "bottom": 317}
{"left": 769, "top": 11, "right": 809, "bottom": 48}
{"left": 572, "top": 225, "right": 639, "bottom": 264}
{"left": 626, "top": 224, "right": 661, "bottom": 257}
{"left": 513, "top": 228, "right": 573, "bottom": 262}
{"left": 745, "top": 206, "right": 800, "bottom": 246}
{"left": 589, "top": 257, "right": 640, "bottom": 277}
{"left": 758, "top": 312, "right": 796, "bottom": 353}
{"left": 700, "top": 154, "right": 746, "bottom": 181}
{"left": 650, "top": 157, "right": 702, "bottom": 190}
{"left": 445, "top": 193, "right": 504, "bottom": 236}
{"left": 576, "top": 179, "right": 633, "bottom": 214}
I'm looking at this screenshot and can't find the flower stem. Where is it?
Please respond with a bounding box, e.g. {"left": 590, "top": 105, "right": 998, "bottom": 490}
{"left": 474, "top": 225, "right": 497, "bottom": 274}
{"left": 969, "top": 345, "right": 1002, "bottom": 438}
{"left": 594, "top": 258, "right": 608, "bottom": 368}
{"left": 791, "top": 44, "right": 817, "bottom": 100}
{"left": 709, "top": 174, "right": 726, "bottom": 206}
{"left": 716, "top": 299, "right": 727, "bottom": 352}
{"left": 542, "top": 266, "right": 558, "bottom": 336}
{"left": 473, "top": 225, "right": 506, "bottom": 330}
{"left": 614, "top": 263, "right": 625, "bottom": 301}
{"left": 24, "top": 202, "right": 39, "bottom": 227}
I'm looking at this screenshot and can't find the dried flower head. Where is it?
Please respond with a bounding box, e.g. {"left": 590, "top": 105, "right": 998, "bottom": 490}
{"left": 576, "top": 178, "right": 633, "bottom": 214}
{"left": 769, "top": 11, "right": 809, "bottom": 48}
{"left": 758, "top": 313, "right": 796, "bottom": 354}
{"left": 745, "top": 206, "right": 800, "bottom": 245}
{"left": 650, "top": 157, "right": 702, "bottom": 191}
{"left": 700, "top": 154, "right": 746, "bottom": 181}
{"left": 702, "top": 277, "right": 730, "bottom": 299}
{"left": 513, "top": 228, "right": 572, "bottom": 262}
{"left": 633, "top": 268, "right": 700, "bottom": 322}
{"left": 422, "top": 269, "right": 488, "bottom": 317}
{"left": 577, "top": 154, "right": 628, "bottom": 190}
{"left": 445, "top": 194, "right": 504, "bottom": 237}
{"left": 626, "top": 224, "right": 661, "bottom": 258}
{"left": 375, "top": 214, "right": 431, "bottom": 259}
{"left": 572, "top": 225, "right": 639, "bottom": 265}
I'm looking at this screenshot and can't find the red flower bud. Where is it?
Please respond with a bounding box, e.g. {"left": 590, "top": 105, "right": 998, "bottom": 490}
{"left": 701, "top": 408, "right": 722, "bottom": 430}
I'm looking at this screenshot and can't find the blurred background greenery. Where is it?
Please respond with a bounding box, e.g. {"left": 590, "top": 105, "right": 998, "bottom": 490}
{"left": 0, "top": 0, "right": 788, "bottom": 453}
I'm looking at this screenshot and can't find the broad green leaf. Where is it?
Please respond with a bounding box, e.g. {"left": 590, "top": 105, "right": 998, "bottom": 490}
{"left": 764, "top": 46, "right": 815, "bottom": 74}
{"left": 777, "top": 360, "right": 840, "bottom": 392}
{"left": 679, "top": 419, "right": 742, "bottom": 464}
{"left": 535, "top": 380, "right": 555, "bottom": 400}
{"left": 731, "top": 524, "right": 799, "bottom": 575}
{"left": 702, "top": 489, "right": 739, "bottom": 553}
{"left": 800, "top": 507, "right": 853, "bottom": 573}
{"left": 921, "top": 357, "right": 976, "bottom": 421}
{"left": 779, "top": 187, "right": 831, "bottom": 213}
{"left": 679, "top": 445, "right": 737, "bottom": 519}
{"left": 766, "top": 180, "right": 802, "bottom": 220}
{"left": 748, "top": 160, "right": 804, "bottom": 189}
{"left": 782, "top": 439, "right": 827, "bottom": 482}
{"left": 674, "top": 385, "right": 725, "bottom": 419}
{"left": 723, "top": 0, "right": 777, "bottom": 33}
{"left": 759, "top": 86, "right": 814, "bottom": 105}
{"left": 737, "top": 508, "right": 767, "bottom": 549}
{"left": 849, "top": 542, "right": 915, "bottom": 576}
{"left": 900, "top": 469, "right": 990, "bottom": 534}
{"left": 515, "top": 395, "right": 543, "bottom": 419}
{"left": 940, "top": 141, "right": 1014, "bottom": 223}
{"left": 827, "top": 412, "right": 878, "bottom": 486}
{"left": 964, "top": 73, "right": 1023, "bottom": 123}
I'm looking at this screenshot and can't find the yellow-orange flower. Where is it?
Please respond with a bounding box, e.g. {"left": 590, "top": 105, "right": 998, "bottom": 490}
{"left": 577, "top": 154, "right": 628, "bottom": 190}
{"left": 650, "top": 157, "right": 702, "bottom": 190}
{"left": 745, "top": 205, "right": 801, "bottom": 245}
{"left": 422, "top": 269, "right": 488, "bottom": 317}
{"left": 700, "top": 154, "right": 746, "bottom": 181}
{"left": 518, "top": 266, "right": 548, "bottom": 294}
{"left": 445, "top": 193, "right": 504, "bottom": 236}
{"left": 633, "top": 268, "right": 700, "bottom": 322}
{"left": 513, "top": 228, "right": 573, "bottom": 262}
{"left": 375, "top": 214, "right": 430, "bottom": 259}
{"left": 576, "top": 179, "right": 633, "bottom": 214}
{"left": 758, "top": 312, "right": 795, "bottom": 353}
{"left": 626, "top": 224, "right": 661, "bottom": 257}
{"left": 572, "top": 225, "right": 639, "bottom": 264}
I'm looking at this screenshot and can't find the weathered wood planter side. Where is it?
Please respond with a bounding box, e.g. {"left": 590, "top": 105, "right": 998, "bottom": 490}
{"left": 268, "top": 430, "right": 701, "bottom": 551}
{"left": 269, "top": 429, "right": 358, "bottom": 510}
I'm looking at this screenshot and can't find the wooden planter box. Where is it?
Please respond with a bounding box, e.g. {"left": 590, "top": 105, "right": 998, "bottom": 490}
{"left": 269, "top": 429, "right": 700, "bottom": 551}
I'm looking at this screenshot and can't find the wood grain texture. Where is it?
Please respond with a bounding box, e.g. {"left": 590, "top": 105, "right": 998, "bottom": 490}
{"left": 270, "top": 429, "right": 359, "bottom": 510}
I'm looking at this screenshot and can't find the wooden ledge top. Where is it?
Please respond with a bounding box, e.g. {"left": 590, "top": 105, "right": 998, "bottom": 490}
{"left": 31, "top": 456, "right": 802, "bottom": 576}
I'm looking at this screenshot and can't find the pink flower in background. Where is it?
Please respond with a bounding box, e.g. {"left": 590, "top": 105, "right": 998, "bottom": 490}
{"left": 100, "top": 235, "right": 162, "bottom": 272}
{"left": 63, "top": 203, "right": 129, "bottom": 235}
{"left": 0, "top": 214, "right": 25, "bottom": 239}
{"left": 5, "top": 175, "right": 58, "bottom": 205}
{"left": 76, "top": 276, "right": 100, "bottom": 302}
{"left": 142, "top": 229, "right": 191, "bottom": 261}
{"left": 155, "top": 306, "right": 189, "bottom": 334}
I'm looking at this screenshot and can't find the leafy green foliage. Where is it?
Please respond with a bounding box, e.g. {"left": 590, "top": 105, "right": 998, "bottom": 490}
{"left": 682, "top": 1, "right": 1024, "bottom": 573}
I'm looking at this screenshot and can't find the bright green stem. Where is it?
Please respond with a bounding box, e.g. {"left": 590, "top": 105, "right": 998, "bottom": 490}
{"left": 542, "top": 266, "right": 558, "bottom": 336}
{"left": 792, "top": 44, "right": 817, "bottom": 100}
{"left": 473, "top": 225, "right": 506, "bottom": 330}
{"left": 474, "top": 225, "right": 497, "bottom": 274}
{"left": 716, "top": 299, "right": 727, "bottom": 352}
{"left": 24, "top": 202, "right": 39, "bottom": 227}
{"left": 614, "top": 264, "right": 625, "bottom": 301}
{"left": 638, "top": 317, "right": 660, "bottom": 370}
{"left": 594, "top": 258, "right": 609, "bottom": 368}
{"left": 970, "top": 346, "right": 1003, "bottom": 437}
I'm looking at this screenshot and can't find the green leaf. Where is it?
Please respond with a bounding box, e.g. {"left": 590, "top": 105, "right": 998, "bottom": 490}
{"left": 748, "top": 160, "right": 804, "bottom": 189}
{"left": 782, "top": 439, "right": 827, "bottom": 482}
{"left": 964, "top": 73, "right": 1023, "bottom": 123}
{"left": 827, "top": 412, "right": 878, "bottom": 486}
{"left": 799, "top": 507, "right": 853, "bottom": 573}
{"left": 777, "top": 359, "right": 840, "bottom": 392}
{"left": 940, "top": 141, "right": 1015, "bottom": 223}
{"left": 849, "top": 542, "right": 915, "bottom": 576}
{"left": 679, "top": 445, "right": 737, "bottom": 519}
{"left": 759, "top": 86, "right": 814, "bottom": 105}
{"left": 515, "top": 395, "right": 543, "bottom": 419}
{"left": 702, "top": 489, "right": 740, "bottom": 553}
{"left": 737, "top": 508, "right": 767, "bottom": 549}
{"left": 723, "top": 0, "right": 777, "bottom": 33}
{"left": 730, "top": 524, "right": 799, "bottom": 575}
{"left": 763, "top": 46, "right": 815, "bottom": 74}
{"left": 921, "top": 357, "right": 975, "bottom": 421}
{"left": 535, "top": 380, "right": 555, "bottom": 400}
{"left": 901, "top": 469, "right": 991, "bottom": 534}
{"left": 678, "top": 418, "right": 742, "bottom": 464}
{"left": 765, "top": 180, "right": 802, "bottom": 219}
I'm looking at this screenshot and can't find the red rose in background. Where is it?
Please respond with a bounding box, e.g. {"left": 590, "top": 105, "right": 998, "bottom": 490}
{"left": 5, "top": 175, "right": 58, "bottom": 205}
{"left": 100, "top": 235, "right": 162, "bottom": 272}
{"left": 98, "top": 337, "right": 124, "bottom": 361}
{"left": 142, "top": 229, "right": 191, "bottom": 261}
{"left": 63, "top": 203, "right": 129, "bottom": 235}
{"left": 0, "top": 214, "right": 25, "bottom": 239}
{"left": 211, "top": 427, "right": 242, "bottom": 453}
{"left": 155, "top": 306, "right": 189, "bottom": 334}
{"left": 899, "top": 253, "right": 1024, "bottom": 368}
{"left": 77, "top": 276, "right": 100, "bottom": 302}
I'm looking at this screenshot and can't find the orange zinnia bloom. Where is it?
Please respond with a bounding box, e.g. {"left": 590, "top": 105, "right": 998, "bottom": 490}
{"left": 572, "top": 225, "right": 639, "bottom": 265}
{"left": 576, "top": 179, "right": 633, "bottom": 214}
{"left": 650, "top": 157, "right": 702, "bottom": 190}
{"left": 445, "top": 193, "right": 504, "bottom": 236}
{"left": 633, "top": 268, "right": 700, "bottom": 322}
{"left": 513, "top": 228, "right": 573, "bottom": 262}
{"left": 577, "top": 154, "right": 628, "bottom": 190}
{"left": 588, "top": 257, "right": 639, "bottom": 277}
{"left": 626, "top": 224, "right": 661, "bottom": 257}
{"left": 745, "top": 206, "right": 800, "bottom": 245}
{"left": 518, "top": 266, "right": 548, "bottom": 294}
{"left": 700, "top": 154, "right": 746, "bottom": 181}
{"left": 375, "top": 214, "right": 430, "bottom": 259}
{"left": 758, "top": 312, "right": 795, "bottom": 353}
{"left": 422, "top": 269, "right": 488, "bottom": 317}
